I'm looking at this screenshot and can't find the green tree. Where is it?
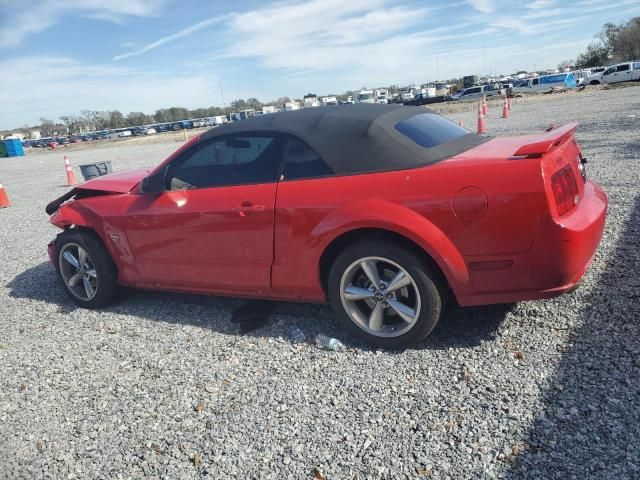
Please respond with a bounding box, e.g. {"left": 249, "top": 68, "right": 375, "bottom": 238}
{"left": 576, "top": 43, "right": 609, "bottom": 68}
{"left": 126, "top": 111, "right": 152, "bottom": 127}
{"left": 245, "top": 97, "right": 262, "bottom": 110}
{"left": 230, "top": 99, "right": 248, "bottom": 111}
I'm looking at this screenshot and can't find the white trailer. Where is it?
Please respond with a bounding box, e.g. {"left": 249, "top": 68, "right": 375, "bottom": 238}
{"left": 356, "top": 89, "right": 375, "bottom": 104}
{"left": 374, "top": 89, "right": 389, "bottom": 104}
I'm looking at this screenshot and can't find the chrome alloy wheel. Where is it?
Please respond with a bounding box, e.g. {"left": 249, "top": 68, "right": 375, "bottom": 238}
{"left": 58, "top": 243, "right": 98, "bottom": 301}
{"left": 339, "top": 256, "right": 421, "bottom": 338}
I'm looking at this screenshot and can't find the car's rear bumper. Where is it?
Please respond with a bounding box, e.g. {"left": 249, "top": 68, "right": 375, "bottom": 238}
{"left": 457, "top": 180, "right": 607, "bottom": 306}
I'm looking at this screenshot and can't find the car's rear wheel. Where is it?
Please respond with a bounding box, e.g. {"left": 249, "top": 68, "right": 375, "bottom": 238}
{"left": 328, "top": 241, "right": 444, "bottom": 348}
{"left": 55, "top": 229, "right": 119, "bottom": 308}
{"left": 589, "top": 80, "right": 600, "bottom": 85}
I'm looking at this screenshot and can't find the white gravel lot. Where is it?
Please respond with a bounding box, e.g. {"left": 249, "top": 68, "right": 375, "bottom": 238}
{"left": 1, "top": 87, "right": 639, "bottom": 479}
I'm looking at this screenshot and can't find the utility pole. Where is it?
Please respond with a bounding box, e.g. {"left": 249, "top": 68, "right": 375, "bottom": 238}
{"left": 483, "top": 45, "right": 486, "bottom": 76}
{"left": 219, "top": 81, "right": 226, "bottom": 110}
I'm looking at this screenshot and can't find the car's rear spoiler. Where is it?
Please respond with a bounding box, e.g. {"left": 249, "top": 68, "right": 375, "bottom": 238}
{"left": 512, "top": 122, "right": 578, "bottom": 157}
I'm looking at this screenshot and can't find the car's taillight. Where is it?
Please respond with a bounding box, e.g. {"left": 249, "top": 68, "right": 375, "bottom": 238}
{"left": 551, "top": 165, "right": 579, "bottom": 216}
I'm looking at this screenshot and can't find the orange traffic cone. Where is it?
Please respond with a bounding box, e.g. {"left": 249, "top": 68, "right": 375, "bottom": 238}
{"left": 64, "top": 155, "right": 77, "bottom": 186}
{"left": 502, "top": 97, "right": 510, "bottom": 118}
{"left": 0, "top": 183, "right": 10, "bottom": 208}
{"left": 458, "top": 119, "right": 464, "bottom": 128}
{"left": 482, "top": 95, "right": 488, "bottom": 115}
{"left": 477, "top": 102, "right": 486, "bottom": 134}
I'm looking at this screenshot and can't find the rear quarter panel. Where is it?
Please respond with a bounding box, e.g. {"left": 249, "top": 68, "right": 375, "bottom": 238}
{"left": 272, "top": 151, "right": 548, "bottom": 301}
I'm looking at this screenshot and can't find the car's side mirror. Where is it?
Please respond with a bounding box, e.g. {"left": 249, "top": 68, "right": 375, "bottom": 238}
{"left": 140, "top": 170, "right": 166, "bottom": 195}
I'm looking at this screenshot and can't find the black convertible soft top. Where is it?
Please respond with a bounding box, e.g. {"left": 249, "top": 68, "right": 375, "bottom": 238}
{"left": 201, "top": 104, "right": 486, "bottom": 175}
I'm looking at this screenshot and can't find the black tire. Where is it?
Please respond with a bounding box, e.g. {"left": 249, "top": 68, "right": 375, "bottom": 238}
{"left": 328, "top": 240, "right": 445, "bottom": 348}
{"left": 589, "top": 80, "right": 600, "bottom": 85}
{"left": 54, "top": 229, "right": 119, "bottom": 308}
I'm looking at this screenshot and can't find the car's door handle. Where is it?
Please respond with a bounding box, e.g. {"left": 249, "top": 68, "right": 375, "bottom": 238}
{"left": 232, "top": 203, "right": 266, "bottom": 216}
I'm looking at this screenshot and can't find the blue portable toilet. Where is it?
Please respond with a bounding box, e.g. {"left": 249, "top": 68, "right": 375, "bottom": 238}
{"left": 2, "top": 139, "right": 25, "bottom": 157}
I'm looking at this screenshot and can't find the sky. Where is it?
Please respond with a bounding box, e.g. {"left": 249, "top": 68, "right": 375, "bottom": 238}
{"left": 1, "top": 0, "right": 639, "bottom": 130}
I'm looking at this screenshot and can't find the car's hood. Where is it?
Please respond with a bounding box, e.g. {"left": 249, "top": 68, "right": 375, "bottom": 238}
{"left": 77, "top": 167, "right": 152, "bottom": 194}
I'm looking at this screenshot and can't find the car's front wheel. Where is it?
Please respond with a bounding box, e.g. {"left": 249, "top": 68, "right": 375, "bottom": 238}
{"left": 328, "top": 241, "right": 445, "bottom": 348}
{"left": 55, "top": 229, "right": 119, "bottom": 308}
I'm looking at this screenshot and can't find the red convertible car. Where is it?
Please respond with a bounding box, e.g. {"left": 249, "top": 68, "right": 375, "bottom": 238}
{"left": 46, "top": 105, "right": 607, "bottom": 347}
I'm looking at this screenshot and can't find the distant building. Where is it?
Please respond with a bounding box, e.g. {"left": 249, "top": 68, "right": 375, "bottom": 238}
{"left": 303, "top": 95, "right": 320, "bottom": 108}
{"left": 3, "top": 132, "right": 25, "bottom": 140}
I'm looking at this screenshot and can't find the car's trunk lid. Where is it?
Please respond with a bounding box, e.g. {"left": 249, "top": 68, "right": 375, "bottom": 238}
{"left": 449, "top": 123, "right": 586, "bottom": 217}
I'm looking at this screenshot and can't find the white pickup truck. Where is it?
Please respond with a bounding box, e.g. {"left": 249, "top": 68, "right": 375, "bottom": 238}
{"left": 588, "top": 61, "right": 640, "bottom": 85}
{"left": 511, "top": 72, "right": 577, "bottom": 93}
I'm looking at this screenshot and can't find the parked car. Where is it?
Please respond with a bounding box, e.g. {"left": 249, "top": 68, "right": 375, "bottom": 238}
{"left": 45, "top": 105, "right": 607, "bottom": 348}
{"left": 448, "top": 85, "right": 502, "bottom": 101}
{"left": 170, "top": 121, "right": 193, "bottom": 130}
{"left": 402, "top": 92, "right": 446, "bottom": 106}
{"left": 511, "top": 72, "right": 577, "bottom": 93}
{"left": 587, "top": 61, "right": 640, "bottom": 85}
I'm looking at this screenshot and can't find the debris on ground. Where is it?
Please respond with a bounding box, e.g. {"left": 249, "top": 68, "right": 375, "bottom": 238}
{"left": 230, "top": 300, "right": 275, "bottom": 333}
{"left": 315, "top": 333, "right": 346, "bottom": 351}
{"left": 288, "top": 324, "right": 306, "bottom": 343}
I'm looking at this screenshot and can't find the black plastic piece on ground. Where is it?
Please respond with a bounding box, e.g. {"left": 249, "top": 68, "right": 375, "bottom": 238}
{"left": 230, "top": 300, "right": 275, "bottom": 333}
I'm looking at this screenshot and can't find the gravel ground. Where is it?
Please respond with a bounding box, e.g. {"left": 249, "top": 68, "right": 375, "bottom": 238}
{"left": 1, "top": 87, "right": 639, "bottom": 479}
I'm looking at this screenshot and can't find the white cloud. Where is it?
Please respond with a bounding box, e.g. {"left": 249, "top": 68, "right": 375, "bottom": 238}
{"left": 527, "top": 0, "right": 554, "bottom": 9}
{"left": 113, "top": 15, "right": 228, "bottom": 61}
{"left": 0, "top": 0, "right": 167, "bottom": 47}
{"left": 466, "top": 0, "right": 494, "bottom": 14}
{"left": 0, "top": 56, "right": 219, "bottom": 128}
{"left": 222, "top": 0, "right": 431, "bottom": 72}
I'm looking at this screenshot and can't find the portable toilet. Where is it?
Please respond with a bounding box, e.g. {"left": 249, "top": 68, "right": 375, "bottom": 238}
{"left": 2, "top": 139, "right": 25, "bottom": 157}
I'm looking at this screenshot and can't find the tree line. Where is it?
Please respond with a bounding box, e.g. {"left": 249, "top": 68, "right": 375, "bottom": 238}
{"left": 31, "top": 97, "right": 300, "bottom": 137}
{"left": 560, "top": 16, "right": 640, "bottom": 69}
{"left": 27, "top": 84, "right": 458, "bottom": 137}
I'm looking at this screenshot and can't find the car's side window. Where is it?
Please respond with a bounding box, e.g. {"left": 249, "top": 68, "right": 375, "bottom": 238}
{"left": 617, "top": 64, "right": 630, "bottom": 72}
{"left": 166, "top": 133, "right": 284, "bottom": 190}
{"left": 280, "top": 136, "right": 334, "bottom": 181}
{"left": 532, "top": 78, "right": 539, "bottom": 85}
